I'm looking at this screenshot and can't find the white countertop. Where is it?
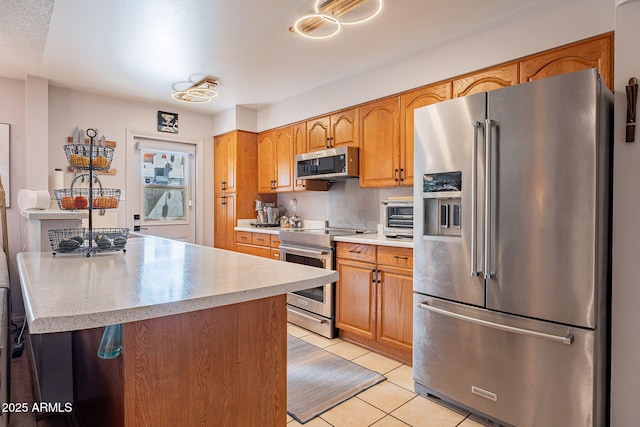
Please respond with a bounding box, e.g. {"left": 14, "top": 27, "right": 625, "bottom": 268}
{"left": 20, "top": 209, "right": 88, "bottom": 220}
{"left": 234, "top": 219, "right": 326, "bottom": 235}
{"left": 17, "top": 236, "right": 338, "bottom": 334}
{"left": 234, "top": 219, "right": 412, "bottom": 248}
{"left": 333, "top": 233, "right": 414, "bottom": 248}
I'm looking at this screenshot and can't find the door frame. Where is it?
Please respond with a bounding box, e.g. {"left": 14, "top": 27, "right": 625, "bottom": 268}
{"left": 125, "top": 129, "right": 205, "bottom": 244}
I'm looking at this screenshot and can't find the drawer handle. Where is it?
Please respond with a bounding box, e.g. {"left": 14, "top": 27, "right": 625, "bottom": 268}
{"left": 348, "top": 250, "right": 362, "bottom": 254}
{"left": 394, "top": 256, "right": 409, "bottom": 260}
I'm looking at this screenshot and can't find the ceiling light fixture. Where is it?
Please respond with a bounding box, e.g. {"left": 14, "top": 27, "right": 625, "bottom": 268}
{"left": 293, "top": 14, "right": 341, "bottom": 39}
{"left": 314, "top": 0, "right": 382, "bottom": 25}
{"left": 291, "top": 0, "right": 383, "bottom": 39}
{"left": 171, "top": 77, "right": 219, "bottom": 103}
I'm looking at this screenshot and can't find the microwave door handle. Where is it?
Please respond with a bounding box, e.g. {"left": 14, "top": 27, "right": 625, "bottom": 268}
{"left": 471, "top": 121, "right": 482, "bottom": 277}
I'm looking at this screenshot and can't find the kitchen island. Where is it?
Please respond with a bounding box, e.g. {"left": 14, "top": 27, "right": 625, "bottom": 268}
{"left": 17, "top": 235, "right": 338, "bottom": 426}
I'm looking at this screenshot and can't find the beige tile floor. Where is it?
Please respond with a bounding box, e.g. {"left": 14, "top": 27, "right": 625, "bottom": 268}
{"left": 286, "top": 323, "right": 494, "bottom": 427}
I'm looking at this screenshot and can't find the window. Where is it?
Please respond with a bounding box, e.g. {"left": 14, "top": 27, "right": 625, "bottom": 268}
{"left": 141, "top": 150, "right": 189, "bottom": 223}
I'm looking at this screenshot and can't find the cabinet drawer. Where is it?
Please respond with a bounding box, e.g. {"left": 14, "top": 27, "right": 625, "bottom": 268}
{"left": 251, "top": 233, "right": 271, "bottom": 247}
{"left": 235, "top": 243, "right": 271, "bottom": 258}
{"left": 270, "top": 235, "right": 281, "bottom": 248}
{"left": 336, "top": 242, "right": 376, "bottom": 263}
{"left": 236, "top": 231, "right": 252, "bottom": 244}
{"left": 377, "top": 246, "right": 413, "bottom": 269}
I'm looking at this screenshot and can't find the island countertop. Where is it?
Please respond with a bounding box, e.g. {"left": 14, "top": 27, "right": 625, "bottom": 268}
{"left": 18, "top": 235, "right": 338, "bottom": 334}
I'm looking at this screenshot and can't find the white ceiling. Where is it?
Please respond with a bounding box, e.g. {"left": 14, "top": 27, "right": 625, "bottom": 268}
{"left": 1, "top": 0, "right": 545, "bottom": 114}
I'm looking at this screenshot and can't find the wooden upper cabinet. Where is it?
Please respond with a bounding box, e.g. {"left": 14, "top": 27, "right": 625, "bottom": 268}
{"left": 359, "top": 97, "right": 401, "bottom": 188}
{"left": 519, "top": 32, "right": 613, "bottom": 91}
{"left": 257, "top": 131, "right": 276, "bottom": 193}
{"left": 274, "top": 126, "right": 294, "bottom": 192}
{"left": 453, "top": 64, "right": 519, "bottom": 98}
{"left": 258, "top": 127, "right": 294, "bottom": 193}
{"left": 400, "top": 82, "right": 452, "bottom": 187}
{"left": 329, "top": 108, "right": 359, "bottom": 148}
{"left": 213, "top": 132, "right": 237, "bottom": 194}
{"left": 293, "top": 123, "right": 307, "bottom": 191}
{"left": 306, "top": 108, "right": 359, "bottom": 151}
{"left": 307, "top": 116, "right": 330, "bottom": 151}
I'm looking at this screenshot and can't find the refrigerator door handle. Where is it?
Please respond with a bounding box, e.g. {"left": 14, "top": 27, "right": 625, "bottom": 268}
{"left": 471, "top": 121, "right": 482, "bottom": 277}
{"left": 417, "top": 301, "right": 575, "bottom": 345}
{"left": 484, "top": 119, "right": 495, "bottom": 279}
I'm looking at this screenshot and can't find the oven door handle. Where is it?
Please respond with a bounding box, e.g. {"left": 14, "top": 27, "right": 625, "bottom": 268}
{"left": 279, "top": 244, "right": 332, "bottom": 257}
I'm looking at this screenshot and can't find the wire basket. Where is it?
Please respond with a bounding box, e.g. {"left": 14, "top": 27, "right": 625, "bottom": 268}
{"left": 64, "top": 144, "right": 114, "bottom": 170}
{"left": 54, "top": 188, "right": 121, "bottom": 210}
{"left": 48, "top": 228, "right": 130, "bottom": 255}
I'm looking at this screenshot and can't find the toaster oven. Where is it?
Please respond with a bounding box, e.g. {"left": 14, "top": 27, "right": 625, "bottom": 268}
{"left": 381, "top": 198, "right": 414, "bottom": 238}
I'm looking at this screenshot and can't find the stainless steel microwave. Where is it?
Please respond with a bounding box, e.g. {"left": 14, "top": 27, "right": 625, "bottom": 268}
{"left": 381, "top": 198, "right": 414, "bottom": 238}
{"left": 295, "top": 146, "right": 359, "bottom": 180}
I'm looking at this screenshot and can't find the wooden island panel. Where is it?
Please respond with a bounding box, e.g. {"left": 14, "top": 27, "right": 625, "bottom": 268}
{"left": 74, "top": 295, "right": 287, "bottom": 426}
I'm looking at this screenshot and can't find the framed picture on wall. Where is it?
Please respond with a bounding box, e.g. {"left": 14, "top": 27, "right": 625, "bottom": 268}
{"left": 157, "top": 111, "right": 178, "bottom": 134}
{"left": 0, "top": 123, "right": 9, "bottom": 207}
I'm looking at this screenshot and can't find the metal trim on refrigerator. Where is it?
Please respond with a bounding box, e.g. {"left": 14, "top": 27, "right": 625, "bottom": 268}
{"left": 417, "top": 301, "right": 575, "bottom": 345}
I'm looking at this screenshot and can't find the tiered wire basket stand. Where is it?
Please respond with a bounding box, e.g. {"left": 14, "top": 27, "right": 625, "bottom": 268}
{"left": 49, "top": 128, "right": 129, "bottom": 256}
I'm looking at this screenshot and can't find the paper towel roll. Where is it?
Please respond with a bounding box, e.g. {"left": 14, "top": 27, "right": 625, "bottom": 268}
{"left": 17, "top": 189, "right": 51, "bottom": 210}
{"left": 49, "top": 168, "right": 64, "bottom": 196}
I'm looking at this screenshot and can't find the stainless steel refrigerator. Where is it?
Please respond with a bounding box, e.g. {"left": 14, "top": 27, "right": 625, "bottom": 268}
{"left": 412, "top": 69, "right": 612, "bottom": 427}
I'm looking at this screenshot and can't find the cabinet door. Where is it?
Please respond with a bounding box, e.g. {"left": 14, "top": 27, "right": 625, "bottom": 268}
{"left": 400, "top": 82, "right": 452, "bottom": 187}
{"left": 293, "top": 123, "right": 307, "bottom": 191}
{"left": 274, "top": 126, "right": 294, "bottom": 192}
{"left": 377, "top": 265, "right": 413, "bottom": 352}
{"left": 453, "top": 64, "right": 518, "bottom": 98}
{"left": 214, "top": 194, "right": 235, "bottom": 250}
{"left": 330, "top": 108, "right": 359, "bottom": 148}
{"left": 257, "top": 131, "right": 276, "bottom": 193}
{"left": 213, "top": 132, "right": 237, "bottom": 194}
{"left": 307, "top": 116, "right": 331, "bottom": 151}
{"left": 335, "top": 258, "right": 376, "bottom": 340}
{"left": 519, "top": 32, "right": 613, "bottom": 91}
{"left": 359, "top": 97, "right": 400, "bottom": 188}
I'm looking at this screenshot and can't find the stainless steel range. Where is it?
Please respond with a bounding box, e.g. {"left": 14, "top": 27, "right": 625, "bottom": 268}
{"left": 279, "top": 227, "right": 371, "bottom": 338}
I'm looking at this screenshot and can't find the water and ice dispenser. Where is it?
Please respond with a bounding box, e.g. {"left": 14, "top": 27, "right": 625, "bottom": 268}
{"left": 422, "top": 172, "right": 462, "bottom": 237}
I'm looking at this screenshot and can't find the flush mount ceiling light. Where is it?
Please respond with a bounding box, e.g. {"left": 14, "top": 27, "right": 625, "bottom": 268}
{"left": 314, "top": 0, "right": 382, "bottom": 25}
{"left": 291, "top": 0, "right": 383, "bottom": 39}
{"left": 171, "top": 77, "right": 219, "bottom": 103}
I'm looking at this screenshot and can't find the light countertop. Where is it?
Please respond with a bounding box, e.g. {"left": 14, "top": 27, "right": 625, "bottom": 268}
{"left": 234, "top": 219, "right": 326, "bottom": 235}
{"left": 235, "top": 219, "right": 413, "bottom": 248}
{"left": 17, "top": 235, "right": 338, "bottom": 334}
{"left": 333, "top": 233, "right": 414, "bottom": 248}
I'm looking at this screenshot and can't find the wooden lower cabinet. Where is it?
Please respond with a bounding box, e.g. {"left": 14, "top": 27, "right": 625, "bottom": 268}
{"left": 336, "top": 258, "right": 376, "bottom": 340}
{"left": 214, "top": 194, "right": 236, "bottom": 250}
{"left": 335, "top": 242, "right": 413, "bottom": 364}
{"left": 235, "top": 231, "right": 280, "bottom": 259}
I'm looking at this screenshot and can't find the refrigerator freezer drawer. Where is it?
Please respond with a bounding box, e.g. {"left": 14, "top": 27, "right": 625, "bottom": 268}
{"left": 413, "top": 295, "right": 606, "bottom": 427}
